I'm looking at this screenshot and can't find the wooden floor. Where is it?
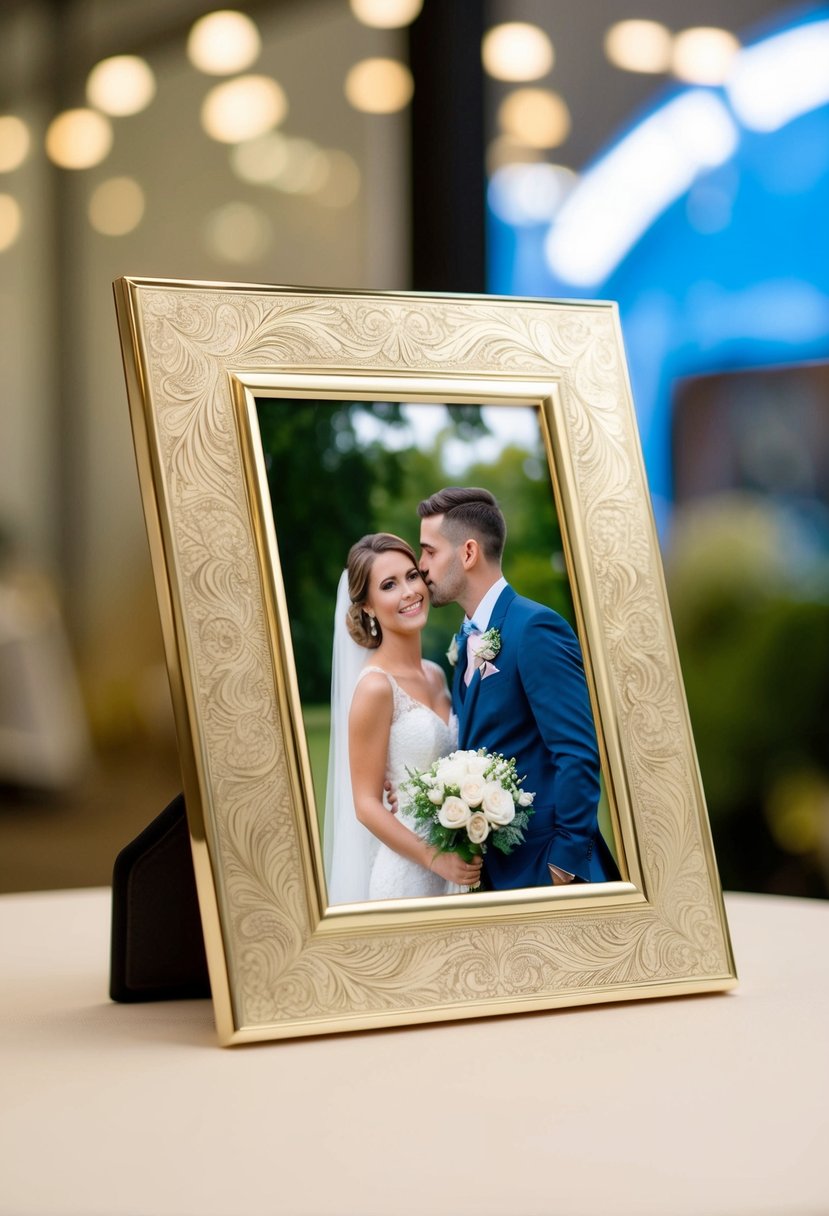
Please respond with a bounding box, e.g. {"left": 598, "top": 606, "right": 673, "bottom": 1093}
{"left": 0, "top": 740, "right": 183, "bottom": 893}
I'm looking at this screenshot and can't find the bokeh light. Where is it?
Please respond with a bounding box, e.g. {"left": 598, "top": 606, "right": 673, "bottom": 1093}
{"left": 269, "top": 138, "right": 329, "bottom": 194}
{"left": 488, "top": 162, "right": 577, "bottom": 226}
{"left": 201, "top": 75, "right": 287, "bottom": 143}
{"left": 187, "top": 10, "right": 261, "bottom": 75}
{"left": 604, "top": 19, "right": 673, "bottom": 74}
{"left": 486, "top": 134, "right": 543, "bottom": 175}
{"left": 344, "top": 58, "right": 413, "bottom": 113}
{"left": 482, "top": 23, "right": 554, "bottom": 82}
{"left": 0, "top": 116, "right": 31, "bottom": 172}
{"left": 88, "top": 177, "right": 145, "bottom": 235}
{"left": 204, "top": 200, "right": 272, "bottom": 262}
{"left": 86, "top": 56, "right": 156, "bottom": 117}
{"left": 45, "top": 109, "right": 113, "bottom": 169}
{"left": 230, "top": 131, "right": 291, "bottom": 184}
{"left": 349, "top": 0, "right": 423, "bottom": 29}
{"left": 497, "top": 88, "right": 571, "bottom": 149}
{"left": 0, "top": 193, "right": 22, "bottom": 251}
{"left": 672, "top": 26, "right": 740, "bottom": 85}
{"left": 231, "top": 134, "right": 357, "bottom": 200}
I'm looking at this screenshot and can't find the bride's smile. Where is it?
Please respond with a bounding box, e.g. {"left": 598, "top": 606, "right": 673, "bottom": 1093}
{"left": 398, "top": 594, "right": 424, "bottom": 616}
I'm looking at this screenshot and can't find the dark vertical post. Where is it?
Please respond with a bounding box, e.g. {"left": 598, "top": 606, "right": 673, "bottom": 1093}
{"left": 408, "top": 0, "right": 486, "bottom": 293}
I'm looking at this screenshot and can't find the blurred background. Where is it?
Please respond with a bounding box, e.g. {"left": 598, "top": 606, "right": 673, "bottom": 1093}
{"left": 1, "top": 0, "right": 827, "bottom": 898}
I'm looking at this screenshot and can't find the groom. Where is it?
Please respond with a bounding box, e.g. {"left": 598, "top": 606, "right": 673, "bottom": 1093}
{"left": 418, "top": 486, "right": 619, "bottom": 890}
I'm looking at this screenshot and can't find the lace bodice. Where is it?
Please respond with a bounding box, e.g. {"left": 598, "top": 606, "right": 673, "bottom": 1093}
{"left": 356, "top": 666, "right": 456, "bottom": 795}
{"left": 355, "top": 666, "right": 459, "bottom": 901}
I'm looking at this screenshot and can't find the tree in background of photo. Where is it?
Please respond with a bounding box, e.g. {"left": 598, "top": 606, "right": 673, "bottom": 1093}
{"left": 257, "top": 399, "right": 407, "bottom": 703}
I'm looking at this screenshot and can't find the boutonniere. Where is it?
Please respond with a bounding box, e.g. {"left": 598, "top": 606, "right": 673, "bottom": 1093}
{"left": 446, "top": 635, "right": 459, "bottom": 666}
{"left": 476, "top": 628, "right": 501, "bottom": 662}
{"left": 469, "top": 628, "right": 502, "bottom": 681}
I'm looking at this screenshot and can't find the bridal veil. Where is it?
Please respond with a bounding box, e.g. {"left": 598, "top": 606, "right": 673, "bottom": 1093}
{"left": 322, "top": 570, "right": 378, "bottom": 903}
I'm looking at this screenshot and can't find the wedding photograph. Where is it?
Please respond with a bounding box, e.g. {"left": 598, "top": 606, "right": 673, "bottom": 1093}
{"left": 255, "top": 397, "right": 619, "bottom": 904}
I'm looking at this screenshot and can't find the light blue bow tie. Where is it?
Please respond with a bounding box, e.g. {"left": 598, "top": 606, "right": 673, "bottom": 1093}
{"left": 460, "top": 620, "right": 480, "bottom": 637}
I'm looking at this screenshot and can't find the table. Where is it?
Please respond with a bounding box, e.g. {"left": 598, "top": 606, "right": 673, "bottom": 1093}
{"left": 1, "top": 887, "right": 827, "bottom": 1215}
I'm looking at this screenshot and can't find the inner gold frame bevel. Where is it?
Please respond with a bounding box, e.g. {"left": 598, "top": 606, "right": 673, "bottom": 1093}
{"left": 114, "top": 276, "right": 737, "bottom": 1046}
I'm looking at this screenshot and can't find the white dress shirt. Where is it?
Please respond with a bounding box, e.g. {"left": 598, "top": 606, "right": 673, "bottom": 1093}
{"left": 464, "top": 576, "right": 508, "bottom": 632}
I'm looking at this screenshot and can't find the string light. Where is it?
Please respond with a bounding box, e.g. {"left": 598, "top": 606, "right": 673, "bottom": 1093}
{"left": 604, "top": 20, "right": 672, "bottom": 74}
{"left": 0, "top": 194, "right": 22, "bottom": 252}
{"left": 344, "top": 59, "right": 413, "bottom": 113}
{"left": 204, "top": 200, "right": 272, "bottom": 262}
{"left": 86, "top": 56, "right": 156, "bottom": 116}
{"left": 498, "top": 88, "right": 571, "bottom": 149}
{"left": 187, "top": 10, "right": 261, "bottom": 75}
{"left": 482, "top": 23, "right": 554, "bottom": 82}
{"left": 349, "top": 0, "right": 422, "bottom": 29}
{"left": 45, "top": 109, "right": 113, "bottom": 169}
{"left": 0, "top": 116, "right": 31, "bottom": 172}
{"left": 88, "top": 177, "right": 145, "bottom": 235}
{"left": 201, "top": 75, "right": 287, "bottom": 143}
{"left": 231, "top": 132, "right": 291, "bottom": 184}
{"left": 672, "top": 27, "right": 740, "bottom": 85}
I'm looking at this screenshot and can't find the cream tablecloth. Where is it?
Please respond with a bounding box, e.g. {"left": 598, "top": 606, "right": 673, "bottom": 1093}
{"left": 1, "top": 887, "right": 827, "bottom": 1215}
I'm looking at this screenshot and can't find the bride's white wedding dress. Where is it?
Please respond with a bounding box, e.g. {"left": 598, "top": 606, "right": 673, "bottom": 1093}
{"left": 356, "top": 666, "right": 460, "bottom": 901}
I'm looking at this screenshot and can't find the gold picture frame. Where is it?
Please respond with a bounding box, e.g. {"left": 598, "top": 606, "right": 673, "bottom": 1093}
{"left": 114, "top": 276, "right": 736, "bottom": 1045}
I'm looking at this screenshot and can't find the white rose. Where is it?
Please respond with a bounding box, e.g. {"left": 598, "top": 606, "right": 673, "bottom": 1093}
{"left": 518, "top": 790, "right": 535, "bottom": 807}
{"left": 459, "top": 776, "right": 485, "bottom": 807}
{"left": 436, "top": 757, "right": 468, "bottom": 789}
{"left": 467, "top": 812, "right": 490, "bottom": 844}
{"left": 437, "top": 796, "right": 472, "bottom": 830}
{"left": 481, "top": 782, "right": 516, "bottom": 825}
{"left": 465, "top": 753, "right": 490, "bottom": 778}
{"left": 428, "top": 786, "right": 445, "bottom": 805}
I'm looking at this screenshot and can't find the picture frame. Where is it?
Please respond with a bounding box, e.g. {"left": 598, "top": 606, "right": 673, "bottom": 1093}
{"left": 114, "top": 277, "right": 736, "bottom": 1045}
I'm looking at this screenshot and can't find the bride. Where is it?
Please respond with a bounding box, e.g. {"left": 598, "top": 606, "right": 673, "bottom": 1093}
{"left": 324, "top": 532, "right": 483, "bottom": 904}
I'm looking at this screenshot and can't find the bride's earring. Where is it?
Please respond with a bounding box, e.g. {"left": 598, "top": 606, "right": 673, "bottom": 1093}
{"left": 368, "top": 614, "right": 378, "bottom": 638}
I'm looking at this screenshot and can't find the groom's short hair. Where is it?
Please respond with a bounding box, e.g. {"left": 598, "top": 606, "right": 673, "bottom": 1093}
{"left": 417, "top": 487, "right": 506, "bottom": 563}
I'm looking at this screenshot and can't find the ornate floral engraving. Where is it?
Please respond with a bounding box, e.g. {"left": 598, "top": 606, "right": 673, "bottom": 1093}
{"left": 126, "top": 283, "right": 734, "bottom": 1037}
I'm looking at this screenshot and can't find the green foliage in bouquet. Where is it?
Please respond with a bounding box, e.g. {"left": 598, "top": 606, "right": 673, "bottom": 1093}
{"left": 402, "top": 748, "right": 535, "bottom": 866}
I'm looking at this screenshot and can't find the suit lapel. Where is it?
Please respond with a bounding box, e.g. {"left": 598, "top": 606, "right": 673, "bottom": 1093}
{"left": 451, "top": 632, "right": 468, "bottom": 713}
{"left": 461, "top": 585, "right": 516, "bottom": 716}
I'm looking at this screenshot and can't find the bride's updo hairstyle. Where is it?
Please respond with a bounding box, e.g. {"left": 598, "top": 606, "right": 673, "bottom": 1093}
{"left": 346, "top": 532, "right": 419, "bottom": 649}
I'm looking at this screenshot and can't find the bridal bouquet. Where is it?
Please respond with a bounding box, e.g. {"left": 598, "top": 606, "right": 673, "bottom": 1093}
{"left": 403, "top": 749, "right": 535, "bottom": 887}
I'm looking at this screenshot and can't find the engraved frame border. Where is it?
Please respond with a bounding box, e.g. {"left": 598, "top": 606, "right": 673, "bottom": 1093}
{"left": 113, "top": 277, "right": 737, "bottom": 1045}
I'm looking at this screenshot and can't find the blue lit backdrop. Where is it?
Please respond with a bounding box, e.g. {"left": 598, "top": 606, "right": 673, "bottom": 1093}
{"left": 487, "top": 5, "right": 829, "bottom": 537}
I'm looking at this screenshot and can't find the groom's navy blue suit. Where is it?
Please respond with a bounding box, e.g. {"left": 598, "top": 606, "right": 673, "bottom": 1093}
{"left": 452, "top": 584, "right": 618, "bottom": 889}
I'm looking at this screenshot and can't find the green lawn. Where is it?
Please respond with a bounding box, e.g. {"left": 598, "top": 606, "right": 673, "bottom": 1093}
{"left": 302, "top": 704, "right": 331, "bottom": 829}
